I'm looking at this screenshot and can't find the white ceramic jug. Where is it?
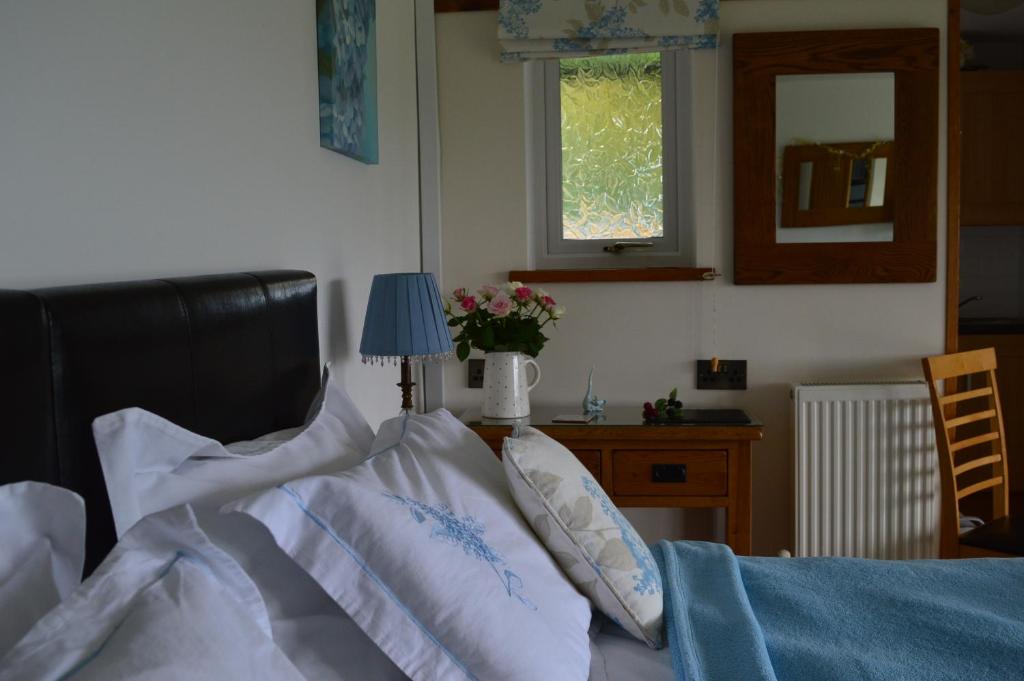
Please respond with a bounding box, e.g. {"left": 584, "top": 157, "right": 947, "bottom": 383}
{"left": 481, "top": 352, "right": 541, "bottom": 419}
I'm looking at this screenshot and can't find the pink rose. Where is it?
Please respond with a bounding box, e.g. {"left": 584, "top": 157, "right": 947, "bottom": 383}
{"left": 460, "top": 296, "right": 478, "bottom": 312}
{"left": 452, "top": 287, "right": 467, "bottom": 302}
{"left": 487, "top": 294, "right": 513, "bottom": 318}
{"left": 514, "top": 286, "right": 533, "bottom": 302}
{"left": 542, "top": 295, "right": 556, "bottom": 308}
{"left": 478, "top": 284, "right": 500, "bottom": 301}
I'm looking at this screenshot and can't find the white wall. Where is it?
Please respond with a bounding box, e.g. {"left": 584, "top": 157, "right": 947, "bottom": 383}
{"left": 436, "top": 1, "right": 948, "bottom": 554}
{"left": 0, "top": 0, "right": 422, "bottom": 426}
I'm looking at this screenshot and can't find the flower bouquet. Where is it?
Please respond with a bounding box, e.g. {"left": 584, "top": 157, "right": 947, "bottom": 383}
{"left": 445, "top": 282, "right": 565, "bottom": 361}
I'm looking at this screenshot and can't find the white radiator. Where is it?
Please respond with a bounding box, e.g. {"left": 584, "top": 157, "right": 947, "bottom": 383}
{"left": 793, "top": 382, "right": 940, "bottom": 559}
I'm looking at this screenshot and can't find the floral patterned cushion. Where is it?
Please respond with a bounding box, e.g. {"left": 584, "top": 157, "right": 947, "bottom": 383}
{"left": 503, "top": 427, "right": 663, "bottom": 648}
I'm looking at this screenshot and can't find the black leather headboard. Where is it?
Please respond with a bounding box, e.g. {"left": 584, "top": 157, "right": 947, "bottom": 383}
{"left": 0, "top": 271, "right": 321, "bottom": 572}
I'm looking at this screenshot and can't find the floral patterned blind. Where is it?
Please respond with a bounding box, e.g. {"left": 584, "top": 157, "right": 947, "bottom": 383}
{"left": 498, "top": 0, "right": 720, "bottom": 61}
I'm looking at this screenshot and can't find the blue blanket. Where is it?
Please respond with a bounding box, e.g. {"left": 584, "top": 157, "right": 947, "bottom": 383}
{"left": 653, "top": 541, "right": 1024, "bottom": 681}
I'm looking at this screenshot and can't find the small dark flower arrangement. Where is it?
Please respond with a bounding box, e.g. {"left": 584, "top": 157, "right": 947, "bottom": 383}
{"left": 643, "top": 388, "right": 684, "bottom": 424}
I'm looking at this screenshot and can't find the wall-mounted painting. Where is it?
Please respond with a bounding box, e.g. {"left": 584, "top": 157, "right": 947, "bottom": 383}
{"left": 317, "top": 0, "right": 378, "bottom": 164}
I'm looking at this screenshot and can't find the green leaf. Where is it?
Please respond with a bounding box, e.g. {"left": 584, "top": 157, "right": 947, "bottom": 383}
{"left": 447, "top": 318, "right": 461, "bottom": 327}
{"left": 456, "top": 342, "right": 470, "bottom": 362}
{"left": 655, "top": 398, "right": 667, "bottom": 410}
{"left": 669, "top": 388, "right": 678, "bottom": 401}
{"left": 480, "top": 325, "right": 495, "bottom": 349}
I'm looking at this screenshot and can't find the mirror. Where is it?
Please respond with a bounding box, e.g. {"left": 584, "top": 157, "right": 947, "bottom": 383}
{"left": 733, "top": 28, "right": 939, "bottom": 285}
{"left": 776, "top": 73, "right": 896, "bottom": 243}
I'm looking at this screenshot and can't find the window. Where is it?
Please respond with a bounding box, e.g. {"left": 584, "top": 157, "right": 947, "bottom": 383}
{"left": 528, "top": 51, "right": 696, "bottom": 270}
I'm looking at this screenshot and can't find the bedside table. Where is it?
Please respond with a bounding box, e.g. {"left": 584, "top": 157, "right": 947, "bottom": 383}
{"left": 461, "top": 406, "right": 764, "bottom": 555}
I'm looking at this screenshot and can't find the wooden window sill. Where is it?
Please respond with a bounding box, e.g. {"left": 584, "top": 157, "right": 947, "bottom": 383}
{"left": 508, "top": 268, "right": 714, "bottom": 283}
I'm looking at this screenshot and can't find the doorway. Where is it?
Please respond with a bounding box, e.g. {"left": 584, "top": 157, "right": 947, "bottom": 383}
{"left": 950, "top": 0, "right": 1024, "bottom": 513}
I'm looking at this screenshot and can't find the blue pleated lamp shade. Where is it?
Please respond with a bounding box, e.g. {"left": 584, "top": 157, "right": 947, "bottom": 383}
{"left": 359, "top": 273, "right": 454, "bottom": 364}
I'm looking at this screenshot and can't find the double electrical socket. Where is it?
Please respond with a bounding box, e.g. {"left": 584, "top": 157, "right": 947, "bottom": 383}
{"left": 696, "top": 359, "right": 748, "bottom": 390}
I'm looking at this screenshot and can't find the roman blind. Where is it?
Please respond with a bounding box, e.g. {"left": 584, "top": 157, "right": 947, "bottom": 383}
{"left": 498, "top": 0, "right": 720, "bottom": 61}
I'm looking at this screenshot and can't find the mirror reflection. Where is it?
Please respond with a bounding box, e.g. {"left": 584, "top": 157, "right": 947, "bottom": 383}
{"left": 775, "top": 72, "right": 896, "bottom": 244}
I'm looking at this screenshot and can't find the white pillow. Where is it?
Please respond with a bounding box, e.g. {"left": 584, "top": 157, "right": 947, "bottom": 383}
{"left": 503, "top": 427, "right": 664, "bottom": 647}
{"left": 0, "top": 506, "right": 306, "bottom": 681}
{"left": 228, "top": 409, "right": 594, "bottom": 681}
{"left": 92, "top": 366, "right": 407, "bottom": 681}
{"left": 0, "top": 482, "right": 86, "bottom": 658}
{"left": 92, "top": 365, "right": 373, "bottom": 537}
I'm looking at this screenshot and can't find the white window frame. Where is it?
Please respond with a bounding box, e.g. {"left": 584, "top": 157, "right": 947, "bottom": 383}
{"left": 526, "top": 50, "right": 697, "bottom": 270}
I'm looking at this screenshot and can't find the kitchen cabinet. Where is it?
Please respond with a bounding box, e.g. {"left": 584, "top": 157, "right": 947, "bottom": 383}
{"left": 962, "top": 71, "right": 1024, "bottom": 226}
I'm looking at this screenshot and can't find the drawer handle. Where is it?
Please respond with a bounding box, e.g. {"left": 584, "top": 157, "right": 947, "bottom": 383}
{"left": 651, "top": 464, "right": 687, "bottom": 483}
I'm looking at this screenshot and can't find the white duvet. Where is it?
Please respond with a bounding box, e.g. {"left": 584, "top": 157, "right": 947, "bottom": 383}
{"left": 0, "top": 506, "right": 306, "bottom": 681}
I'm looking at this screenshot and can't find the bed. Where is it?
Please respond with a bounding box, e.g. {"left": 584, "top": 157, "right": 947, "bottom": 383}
{"left": 0, "top": 270, "right": 673, "bottom": 681}
{"left": 2, "top": 271, "right": 1022, "bottom": 681}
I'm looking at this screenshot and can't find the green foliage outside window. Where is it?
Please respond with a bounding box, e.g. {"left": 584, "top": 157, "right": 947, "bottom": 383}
{"left": 560, "top": 53, "right": 664, "bottom": 241}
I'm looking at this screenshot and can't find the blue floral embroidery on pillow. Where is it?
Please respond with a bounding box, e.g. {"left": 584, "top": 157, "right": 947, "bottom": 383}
{"left": 383, "top": 493, "right": 537, "bottom": 611}
{"left": 581, "top": 477, "right": 662, "bottom": 596}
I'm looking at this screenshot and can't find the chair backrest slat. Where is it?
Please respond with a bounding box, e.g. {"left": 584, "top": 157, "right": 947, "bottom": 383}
{"left": 946, "top": 409, "right": 997, "bottom": 429}
{"left": 954, "top": 453, "right": 1003, "bottom": 477}
{"left": 940, "top": 386, "right": 993, "bottom": 405}
{"left": 949, "top": 430, "right": 1000, "bottom": 453}
{"left": 956, "top": 476, "right": 1005, "bottom": 501}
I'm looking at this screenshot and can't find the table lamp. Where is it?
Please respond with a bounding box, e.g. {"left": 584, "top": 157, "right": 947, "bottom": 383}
{"left": 359, "top": 272, "right": 454, "bottom": 411}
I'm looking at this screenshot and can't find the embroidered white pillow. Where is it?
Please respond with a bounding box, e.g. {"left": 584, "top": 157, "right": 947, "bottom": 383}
{"left": 228, "top": 409, "right": 593, "bottom": 681}
{"left": 503, "top": 427, "right": 664, "bottom": 647}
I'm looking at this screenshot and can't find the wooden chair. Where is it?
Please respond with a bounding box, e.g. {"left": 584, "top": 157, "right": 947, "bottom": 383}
{"left": 922, "top": 348, "right": 1023, "bottom": 558}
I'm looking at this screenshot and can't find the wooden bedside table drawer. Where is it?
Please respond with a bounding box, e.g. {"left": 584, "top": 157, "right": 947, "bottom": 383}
{"left": 573, "top": 449, "right": 602, "bottom": 483}
{"left": 462, "top": 410, "right": 761, "bottom": 554}
{"left": 612, "top": 450, "right": 727, "bottom": 496}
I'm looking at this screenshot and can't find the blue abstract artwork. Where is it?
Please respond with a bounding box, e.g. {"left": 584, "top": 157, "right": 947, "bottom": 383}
{"left": 317, "top": 0, "right": 378, "bottom": 164}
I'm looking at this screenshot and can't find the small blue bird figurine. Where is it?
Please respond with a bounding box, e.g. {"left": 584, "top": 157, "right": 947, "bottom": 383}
{"left": 582, "top": 367, "right": 607, "bottom": 415}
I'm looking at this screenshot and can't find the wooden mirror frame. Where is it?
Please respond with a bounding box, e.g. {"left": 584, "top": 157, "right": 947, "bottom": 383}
{"left": 733, "top": 28, "right": 940, "bottom": 285}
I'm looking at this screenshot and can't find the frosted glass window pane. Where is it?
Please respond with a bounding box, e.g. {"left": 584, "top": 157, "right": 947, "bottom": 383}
{"left": 560, "top": 53, "right": 663, "bottom": 240}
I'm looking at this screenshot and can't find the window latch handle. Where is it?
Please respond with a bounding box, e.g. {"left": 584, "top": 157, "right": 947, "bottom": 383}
{"left": 603, "top": 242, "right": 654, "bottom": 254}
